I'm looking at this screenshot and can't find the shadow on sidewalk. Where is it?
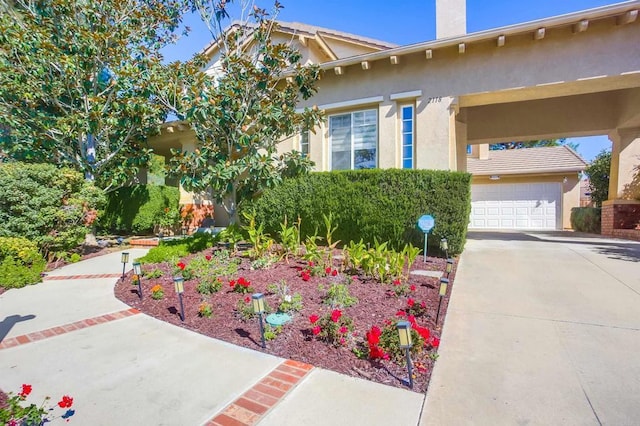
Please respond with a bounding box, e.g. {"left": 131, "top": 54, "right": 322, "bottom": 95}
{"left": 0, "top": 314, "right": 36, "bottom": 342}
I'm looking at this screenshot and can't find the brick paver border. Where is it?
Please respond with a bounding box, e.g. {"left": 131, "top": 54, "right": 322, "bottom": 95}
{"left": 206, "top": 359, "right": 314, "bottom": 426}
{"left": 0, "top": 308, "right": 140, "bottom": 350}
{"left": 43, "top": 273, "right": 122, "bottom": 280}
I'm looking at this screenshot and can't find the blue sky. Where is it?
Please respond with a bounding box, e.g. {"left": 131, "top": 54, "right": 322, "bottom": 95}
{"left": 162, "top": 0, "right": 622, "bottom": 162}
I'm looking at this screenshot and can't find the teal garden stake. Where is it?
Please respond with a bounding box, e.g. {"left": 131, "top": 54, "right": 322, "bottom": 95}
{"left": 416, "top": 215, "right": 435, "bottom": 262}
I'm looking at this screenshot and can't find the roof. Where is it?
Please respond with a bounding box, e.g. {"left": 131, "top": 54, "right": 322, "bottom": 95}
{"left": 316, "top": 1, "right": 640, "bottom": 72}
{"left": 201, "top": 19, "right": 397, "bottom": 59}
{"left": 467, "top": 146, "right": 588, "bottom": 176}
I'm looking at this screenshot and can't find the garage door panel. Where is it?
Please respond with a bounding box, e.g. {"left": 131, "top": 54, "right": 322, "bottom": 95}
{"left": 470, "top": 183, "right": 560, "bottom": 230}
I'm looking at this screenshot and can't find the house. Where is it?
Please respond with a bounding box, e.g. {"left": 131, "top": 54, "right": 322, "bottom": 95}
{"left": 148, "top": 0, "right": 640, "bottom": 237}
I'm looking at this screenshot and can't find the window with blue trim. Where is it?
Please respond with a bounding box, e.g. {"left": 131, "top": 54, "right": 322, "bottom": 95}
{"left": 401, "top": 105, "right": 414, "bottom": 169}
{"left": 466, "top": 144, "right": 472, "bottom": 155}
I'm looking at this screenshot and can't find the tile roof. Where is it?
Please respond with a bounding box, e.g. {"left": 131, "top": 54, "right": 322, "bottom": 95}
{"left": 467, "top": 146, "right": 588, "bottom": 176}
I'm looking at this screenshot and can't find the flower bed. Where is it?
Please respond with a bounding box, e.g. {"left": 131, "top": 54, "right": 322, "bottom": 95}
{"left": 114, "top": 247, "right": 456, "bottom": 393}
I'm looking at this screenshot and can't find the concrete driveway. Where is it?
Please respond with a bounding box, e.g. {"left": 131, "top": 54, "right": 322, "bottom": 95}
{"left": 423, "top": 231, "right": 640, "bottom": 426}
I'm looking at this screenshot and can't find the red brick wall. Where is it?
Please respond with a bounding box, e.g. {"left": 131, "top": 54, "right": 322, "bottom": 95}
{"left": 602, "top": 202, "right": 640, "bottom": 241}
{"left": 181, "top": 203, "right": 215, "bottom": 233}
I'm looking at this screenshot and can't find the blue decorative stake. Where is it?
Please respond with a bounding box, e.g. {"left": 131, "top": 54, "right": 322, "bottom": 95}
{"left": 417, "top": 215, "right": 435, "bottom": 263}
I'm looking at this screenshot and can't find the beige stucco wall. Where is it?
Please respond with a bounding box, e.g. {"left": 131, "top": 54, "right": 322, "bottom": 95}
{"left": 472, "top": 173, "right": 582, "bottom": 229}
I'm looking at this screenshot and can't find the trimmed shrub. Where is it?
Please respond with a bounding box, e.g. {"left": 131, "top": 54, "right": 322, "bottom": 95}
{"left": 0, "top": 163, "right": 105, "bottom": 258}
{"left": 0, "top": 236, "right": 46, "bottom": 288}
{"left": 243, "top": 169, "right": 471, "bottom": 255}
{"left": 98, "top": 185, "right": 180, "bottom": 234}
{"left": 137, "top": 233, "right": 216, "bottom": 264}
{"left": 570, "top": 207, "right": 601, "bottom": 234}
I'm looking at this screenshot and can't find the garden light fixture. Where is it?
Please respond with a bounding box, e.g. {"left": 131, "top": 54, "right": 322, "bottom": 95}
{"left": 446, "top": 258, "right": 454, "bottom": 277}
{"left": 120, "top": 252, "right": 129, "bottom": 281}
{"left": 252, "top": 293, "right": 266, "bottom": 349}
{"left": 436, "top": 277, "right": 449, "bottom": 325}
{"left": 132, "top": 262, "right": 143, "bottom": 299}
{"left": 174, "top": 276, "right": 185, "bottom": 322}
{"left": 396, "top": 320, "right": 413, "bottom": 389}
{"left": 440, "top": 238, "right": 448, "bottom": 258}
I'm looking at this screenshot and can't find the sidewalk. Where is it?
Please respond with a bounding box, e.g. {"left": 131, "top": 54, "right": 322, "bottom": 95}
{"left": 0, "top": 249, "right": 423, "bottom": 425}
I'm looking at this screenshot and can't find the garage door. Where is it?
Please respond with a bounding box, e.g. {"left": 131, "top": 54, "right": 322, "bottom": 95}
{"left": 470, "top": 183, "right": 561, "bottom": 230}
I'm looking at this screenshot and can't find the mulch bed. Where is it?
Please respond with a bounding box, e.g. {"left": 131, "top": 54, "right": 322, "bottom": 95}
{"left": 114, "top": 247, "right": 456, "bottom": 393}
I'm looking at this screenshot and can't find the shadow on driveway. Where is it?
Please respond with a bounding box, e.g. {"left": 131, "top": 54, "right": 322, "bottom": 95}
{"left": 0, "top": 314, "right": 36, "bottom": 342}
{"left": 467, "top": 231, "right": 640, "bottom": 262}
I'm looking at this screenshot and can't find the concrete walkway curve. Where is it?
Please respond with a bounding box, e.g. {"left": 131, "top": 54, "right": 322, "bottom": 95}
{"left": 423, "top": 231, "right": 640, "bottom": 426}
{"left": 0, "top": 249, "right": 423, "bottom": 425}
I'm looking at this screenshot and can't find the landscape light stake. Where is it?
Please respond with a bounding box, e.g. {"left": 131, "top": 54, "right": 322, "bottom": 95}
{"left": 120, "top": 252, "right": 129, "bottom": 281}
{"left": 174, "top": 276, "right": 185, "bottom": 322}
{"left": 446, "top": 258, "right": 454, "bottom": 278}
{"left": 133, "top": 262, "right": 143, "bottom": 299}
{"left": 436, "top": 277, "right": 449, "bottom": 325}
{"left": 252, "top": 293, "right": 266, "bottom": 349}
{"left": 397, "top": 320, "right": 413, "bottom": 389}
{"left": 440, "top": 238, "right": 449, "bottom": 259}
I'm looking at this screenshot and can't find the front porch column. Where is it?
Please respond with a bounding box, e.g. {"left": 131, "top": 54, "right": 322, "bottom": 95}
{"left": 602, "top": 128, "right": 640, "bottom": 240}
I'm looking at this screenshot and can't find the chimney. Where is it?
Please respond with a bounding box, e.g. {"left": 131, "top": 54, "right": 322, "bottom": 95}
{"left": 436, "top": 0, "right": 467, "bottom": 39}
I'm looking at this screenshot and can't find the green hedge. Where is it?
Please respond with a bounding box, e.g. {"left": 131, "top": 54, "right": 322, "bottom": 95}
{"left": 0, "top": 236, "right": 46, "bottom": 288}
{"left": 98, "top": 185, "right": 180, "bottom": 234}
{"left": 570, "top": 207, "right": 601, "bottom": 234}
{"left": 243, "top": 169, "right": 471, "bottom": 255}
{"left": 0, "top": 163, "right": 105, "bottom": 257}
{"left": 137, "top": 233, "right": 216, "bottom": 264}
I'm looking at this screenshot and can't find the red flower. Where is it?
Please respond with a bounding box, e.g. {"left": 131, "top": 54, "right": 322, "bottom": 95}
{"left": 205, "top": 255, "right": 212, "bottom": 261}
{"left": 413, "top": 324, "right": 430, "bottom": 340}
{"left": 325, "top": 267, "right": 332, "bottom": 274}
{"left": 407, "top": 315, "right": 417, "bottom": 325}
{"left": 339, "top": 325, "right": 349, "bottom": 334}
{"left": 339, "top": 337, "right": 346, "bottom": 345}
{"left": 58, "top": 395, "right": 73, "bottom": 408}
{"left": 366, "top": 325, "right": 382, "bottom": 346}
{"left": 244, "top": 296, "right": 250, "bottom": 303}
{"left": 237, "top": 277, "right": 250, "bottom": 287}
{"left": 301, "top": 270, "right": 311, "bottom": 281}
{"left": 19, "top": 384, "right": 32, "bottom": 398}
{"left": 410, "top": 284, "right": 416, "bottom": 292}
{"left": 393, "top": 279, "right": 401, "bottom": 286}
{"left": 331, "top": 269, "right": 338, "bottom": 276}
{"left": 407, "top": 298, "right": 415, "bottom": 307}
{"left": 308, "top": 261, "right": 314, "bottom": 267}
{"left": 430, "top": 337, "right": 441, "bottom": 348}
{"left": 177, "top": 262, "right": 186, "bottom": 270}
{"left": 396, "top": 310, "right": 406, "bottom": 317}
{"left": 312, "top": 326, "right": 321, "bottom": 335}
{"left": 421, "top": 301, "right": 426, "bottom": 309}
{"left": 229, "top": 280, "right": 236, "bottom": 288}
{"left": 369, "top": 345, "right": 387, "bottom": 360}
{"left": 309, "top": 314, "right": 319, "bottom": 324}
{"left": 330, "top": 309, "right": 342, "bottom": 322}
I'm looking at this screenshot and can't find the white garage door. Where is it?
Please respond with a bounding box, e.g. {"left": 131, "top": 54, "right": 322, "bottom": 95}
{"left": 470, "top": 183, "right": 561, "bottom": 230}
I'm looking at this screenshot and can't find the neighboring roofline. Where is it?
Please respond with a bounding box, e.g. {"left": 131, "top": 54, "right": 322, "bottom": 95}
{"left": 316, "top": 1, "right": 640, "bottom": 71}
{"left": 471, "top": 166, "right": 586, "bottom": 177}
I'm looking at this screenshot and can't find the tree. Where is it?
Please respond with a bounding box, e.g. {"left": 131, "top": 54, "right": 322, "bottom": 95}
{"left": 158, "top": 1, "right": 323, "bottom": 224}
{"left": 490, "top": 138, "right": 579, "bottom": 151}
{"left": 585, "top": 150, "right": 611, "bottom": 207}
{"left": 0, "top": 0, "right": 190, "bottom": 191}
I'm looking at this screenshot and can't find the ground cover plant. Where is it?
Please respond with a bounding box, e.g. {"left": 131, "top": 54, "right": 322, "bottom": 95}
{"left": 114, "top": 217, "right": 457, "bottom": 393}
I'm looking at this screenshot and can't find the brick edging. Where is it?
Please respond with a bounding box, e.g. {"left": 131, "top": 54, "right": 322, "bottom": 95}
{"left": 0, "top": 308, "right": 140, "bottom": 350}
{"left": 206, "top": 359, "right": 314, "bottom": 426}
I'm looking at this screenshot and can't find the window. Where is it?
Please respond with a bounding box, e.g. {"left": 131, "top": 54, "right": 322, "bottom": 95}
{"left": 401, "top": 105, "right": 414, "bottom": 169}
{"left": 299, "top": 130, "right": 309, "bottom": 157}
{"left": 466, "top": 144, "right": 472, "bottom": 155}
{"left": 329, "top": 110, "right": 377, "bottom": 170}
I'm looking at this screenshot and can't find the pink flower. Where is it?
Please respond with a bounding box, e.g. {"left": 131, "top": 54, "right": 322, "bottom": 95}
{"left": 421, "top": 301, "right": 426, "bottom": 309}
{"left": 330, "top": 309, "right": 342, "bottom": 322}
{"left": 339, "top": 325, "right": 349, "bottom": 334}
{"left": 410, "top": 284, "right": 416, "bottom": 292}
{"left": 312, "top": 326, "right": 321, "bottom": 335}
{"left": 339, "top": 337, "right": 346, "bottom": 345}
{"left": 309, "top": 314, "right": 319, "bottom": 324}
